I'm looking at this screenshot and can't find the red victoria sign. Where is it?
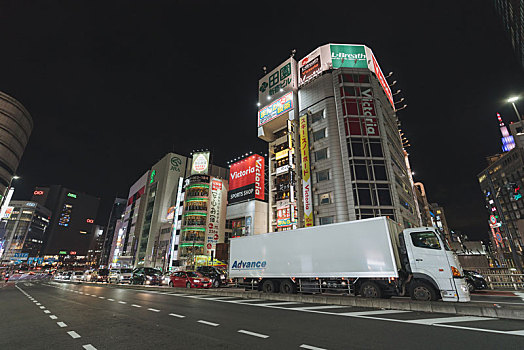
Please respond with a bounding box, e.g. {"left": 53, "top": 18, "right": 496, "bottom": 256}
{"left": 228, "top": 155, "right": 265, "bottom": 202}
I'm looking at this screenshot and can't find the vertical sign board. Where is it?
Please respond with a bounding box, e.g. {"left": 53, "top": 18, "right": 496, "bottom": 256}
{"left": 365, "top": 47, "right": 395, "bottom": 110}
{"left": 169, "top": 177, "right": 184, "bottom": 269}
{"left": 299, "top": 115, "right": 314, "bottom": 227}
{"left": 206, "top": 178, "right": 225, "bottom": 256}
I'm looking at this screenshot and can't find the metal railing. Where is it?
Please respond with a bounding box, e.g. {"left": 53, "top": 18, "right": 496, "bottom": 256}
{"left": 464, "top": 267, "right": 524, "bottom": 290}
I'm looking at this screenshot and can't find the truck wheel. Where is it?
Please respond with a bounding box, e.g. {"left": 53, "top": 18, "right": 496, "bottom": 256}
{"left": 410, "top": 281, "right": 437, "bottom": 301}
{"left": 262, "top": 280, "right": 277, "bottom": 293}
{"left": 359, "top": 281, "right": 382, "bottom": 298}
{"left": 280, "top": 280, "right": 297, "bottom": 294}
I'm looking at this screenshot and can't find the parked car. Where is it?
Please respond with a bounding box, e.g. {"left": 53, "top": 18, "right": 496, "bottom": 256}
{"left": 169, "top": 271, "right": 211, "bottom": 289}
{"left": 95, "top": 268, "right": 110, "bottom": 283}
{"left": 196, "top": 266, "right": 228, "bottom": 287}
{"left": 464, "top": 270, "right": 488, "bottom": 292}
{"left": 70, "top": 271, "right": 84, "bottom": 282}
{"left": 131, "top": 267, "right": 162, "bottom": 285}
{"left": 108, "top": 268, "right": 133, "bottom": 284}
{"left": 161, "top": 271, "right": 172, "bottom": 286}
{"left": 81, "top": 270, "right": 95, "bottom": 282}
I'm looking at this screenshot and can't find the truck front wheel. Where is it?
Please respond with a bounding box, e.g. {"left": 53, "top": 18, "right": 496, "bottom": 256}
{"left": 410, "top": 281, "right": 437, "bottom": 301}
{"left": 359, "top": 281, "right": 382, "bottom": 298}
{"left": 262, "top": 279, "right": 278, "bottom": 293}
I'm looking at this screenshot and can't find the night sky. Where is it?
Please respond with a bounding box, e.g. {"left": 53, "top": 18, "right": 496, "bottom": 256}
{"left": 0, "top": 1, "right": 523, "bottom": 241}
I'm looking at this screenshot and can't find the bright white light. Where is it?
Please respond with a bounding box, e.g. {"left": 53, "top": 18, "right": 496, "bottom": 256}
{"left": 267, "top": 96, "right": 271, "bottom": 100}
{"left": 256, "top": 102, "right": 261, "bottom": 107}
{"left": 508, "top": 96, "right": 519, "bottom": 103}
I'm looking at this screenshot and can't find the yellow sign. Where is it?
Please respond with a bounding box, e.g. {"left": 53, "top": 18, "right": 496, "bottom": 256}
{"left": 275, "top": 149, "right": 289, "bottom": 160}
{"left": 299, "top": 115, "right": 314, "bottom": 227}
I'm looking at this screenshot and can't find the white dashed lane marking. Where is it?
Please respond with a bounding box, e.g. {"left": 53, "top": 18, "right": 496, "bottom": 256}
{"left": 300, "top": 345, "right": 327, "bottom": 350}
{"left": 57, "top": 322, "right": 67, "bottom": 328}
{"left": 237, "top": 330, "right": 269, "bottom": 338}
{"left": 197, "top": 320, "right": 219, "bottom": 327}
{"left": 131, "top": 304, "right": 141, "bottom": 308}
{"left": 118, "top": 301, "right": 127, "bottom": 304}
{"left": 44, "top": 310, "right": 51, "bottom": 314}
{"left": 169, "top": 313, "right": 185, "bottom": 318}
{"left": 148, "top": 308, "right": 160, "bottom": 312}
{"left": 83, "top": 345, "right": 97, "bottom": 350}
{"left": 107, "top": 298, "right": 114, "bottom": 301}
{"left": 67, "top": 331, "right": 81, "bottom": 339}
{"left": 39, "top": 306, "right": 46, "bottom": 309}
{"left": 49, "top": 315, "right": 57, "bottom": 320}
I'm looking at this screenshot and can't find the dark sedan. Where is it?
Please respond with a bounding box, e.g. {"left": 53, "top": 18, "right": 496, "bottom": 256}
{"left": 131, "top": 267, "right": 162, "bottom": 285}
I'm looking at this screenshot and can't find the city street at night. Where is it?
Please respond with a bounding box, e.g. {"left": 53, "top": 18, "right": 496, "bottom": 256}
{"left": 2, "top": 280, "right": 524, "bottom": 350}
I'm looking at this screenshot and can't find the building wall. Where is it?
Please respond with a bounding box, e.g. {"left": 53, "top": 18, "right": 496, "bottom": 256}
{"left": 226, "top": 200, "right": 268, "bottom": 236}
{"left": 0, "top": 91, "right": 33, "bottom": 199}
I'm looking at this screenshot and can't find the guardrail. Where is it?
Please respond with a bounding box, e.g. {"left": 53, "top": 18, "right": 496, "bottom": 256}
{"left": 465, "top": 267, "right": 524, "bottom": 290}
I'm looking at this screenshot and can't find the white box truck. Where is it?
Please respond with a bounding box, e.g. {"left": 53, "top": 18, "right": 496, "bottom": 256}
{"left": 229, "top": 217, "right": 470, "bottom": 302}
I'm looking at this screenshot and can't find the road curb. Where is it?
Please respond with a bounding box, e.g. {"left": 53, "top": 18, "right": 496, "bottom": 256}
{"left": 88, "top": 282, "right": 524, "bottom": 320}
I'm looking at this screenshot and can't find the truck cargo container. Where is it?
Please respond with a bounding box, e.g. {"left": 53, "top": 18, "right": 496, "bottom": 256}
{"left": 229, "top": 217, "right": 470, "bottom": 302}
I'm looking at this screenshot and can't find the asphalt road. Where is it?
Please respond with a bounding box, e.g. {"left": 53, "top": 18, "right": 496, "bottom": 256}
{"left": 1, "top": 281, "right": 524, "bottom": 350}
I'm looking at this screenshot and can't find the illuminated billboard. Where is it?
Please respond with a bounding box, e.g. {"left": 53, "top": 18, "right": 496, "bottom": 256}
{"left": 258, "top": 58, "right": 297, "bottom": 104}
{"left": 191, "top": 151, "right": 210, "bottom": 175}
{"left": 228, "top": 155, "right": 265, "bottom": 204}
{"left": 299, "top": 115, "right": 314, "bottom": 227}
{"left": 258, "top": 92, "right": 293, "bottom": 127}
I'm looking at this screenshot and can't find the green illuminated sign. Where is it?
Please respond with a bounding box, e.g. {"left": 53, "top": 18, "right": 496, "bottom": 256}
{"left": 59, "top": 251, "right": 67, "bottom": 255}
{"left": 330, "top": 44, "right": 367, "bottom": 68}
{"left": 67, "top": 193, "right": 77, "bottom": 198}
{"left": 179, "top": 243, "right": 205, "bottom": 247}
{"left": 150, "top": 170, "right": 156, "bottom": 184}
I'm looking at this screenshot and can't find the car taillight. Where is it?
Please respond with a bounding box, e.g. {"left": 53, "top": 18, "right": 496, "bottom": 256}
{"left": 451, "top": 266, "right": 461, "bottom": 277}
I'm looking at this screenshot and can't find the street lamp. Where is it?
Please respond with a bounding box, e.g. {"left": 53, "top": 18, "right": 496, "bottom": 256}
{"left": 507, "top": 96, "right": 522, "bottom": 121}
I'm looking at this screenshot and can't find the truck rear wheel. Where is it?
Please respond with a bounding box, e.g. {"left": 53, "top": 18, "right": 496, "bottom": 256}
{"left": 262, "top": 279, "right": 278, "bottom": 293}
{"left": 359, "top": 281, "right": 382, "bottom": 298}
{"left": 280, "top": 280, "right": 297, "bottom": 294}
{"left": 410, "top": 281, "right": 437, "bottom": 301}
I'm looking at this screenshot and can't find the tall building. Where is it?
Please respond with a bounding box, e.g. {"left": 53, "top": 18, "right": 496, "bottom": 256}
{"left": 414, "top": 182, "right": 452, "bottom": 242}
{"left": 0, "top": 200, "right": 51, "bottom": 261}
{"left": 116, "top": 153, "right": 192, "bottom": 269}
{"left": 0, "top": 91, "right": 33, "bottom": 205}
{"left": 494, "top": 0, "right": 524, "bottom": 70}
{"left": 176, "top": 151, "right": 229, "bottom": 268}
{"left": 257, "top": 44, "right": 419, "bottom": 231}
{"left": 99, "top": 197, "right": 126, "bottom": 266}
{"left": 31, "top": 185, "right": 100, "bottom": 256}
{"left": 86, "top": 225, "right": 105, "bottom": 266}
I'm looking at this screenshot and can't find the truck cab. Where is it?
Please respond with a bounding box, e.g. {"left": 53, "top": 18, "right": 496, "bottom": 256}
{"left": 401, "top": 227, "right": 470, "bottom": 302}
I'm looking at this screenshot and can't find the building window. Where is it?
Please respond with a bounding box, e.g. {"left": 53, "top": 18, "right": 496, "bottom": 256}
{"left": 318, "top": 192, "right": 332, "bottom": 205}
{"left": 319, "top": 216, "right": 334, "bottom": 225}
{"left": 313, "top": 128, "right": 327, "bottom": 141}
{"left": 316, "top": 169, "right": 330, "bottom": 182}
{"left": 311, "top": 111, "right": 325, "bottom": 123}
{"left": 315, "top": 148, "right": 328, "bottom": 161}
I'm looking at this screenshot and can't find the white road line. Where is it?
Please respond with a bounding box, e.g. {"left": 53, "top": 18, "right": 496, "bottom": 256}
{"left": 67, "top": 331, "right": 81, "bottom": 339}
{"left": 32, "top": 300, "right": 38, "bottom": 303}
{"left": 98, "top": 296, "right": 105, "bottom": 299}
{"left": 252, "top": 301, "right": 302, "bottom": 307}
{"left": 507, "top": 330, "right": 524, "bottom": 336}
{"left": 57, "top": 322, "right": 67, "bottom": 328}
{"left": 131, "top": 304, "right": 142, "bottom": 308}
{"left": 49, "top": 315, "right": 57, "bottom": 320}
{"left": 79, "top": 292, "right": 84, "bottom": 294}
{"left": 118, "top": 301, "right": 127, "bottom": 304}
{"left": 237, "top": 329, "right": 269, "bottom": 338}
{"left": 147, "top": 308, "right": 160, "bottom": 312}
{"left": 107, "top": 298, "right": 114, "bottom": 301}
{"left": 39, "top": 306, "right": 46, "bottom": 309}
{"left": 407, "top": 316, "right": 496, "bottom": 325}
{"left": 201, "top": 296, "right": 239, "bottom": 301}
{"left": 300, "top": 345, "right": 327, "bottom": 350}
{"left": 168, "top": 293, "right": 189, "bottom": 297}
{"left": 44, "top": 310, "right": 51, "bottom": 314}
{"left": 169, "top": 313, "right": 186, "bottom": 318}
{"left": 83, "top": 345, "right": 97, "bottom": 350}
{"left": 338, "top": 310, "right": 411, "bottom": 316}
{"left": 35, "top": 302, "right": 41, "bottom": 305}
{"left": 91, "top": 295, "right": 97, "bottom": 297}
{"left": 289, "top": 305, "right": 344, "bottom": 311}
{"left": 197, "top": 320, "right": 220, "bottom": 327}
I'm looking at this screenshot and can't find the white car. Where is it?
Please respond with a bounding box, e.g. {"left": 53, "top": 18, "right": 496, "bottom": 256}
{"left": 70, "top": 271, "right": 84, "bottom": 282}
{"left": 108, "top": 268, "right": 133, "bottom": 284}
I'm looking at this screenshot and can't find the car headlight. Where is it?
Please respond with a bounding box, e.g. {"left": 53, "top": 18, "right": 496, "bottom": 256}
{"left": 193, "top": 279, "right": 200, "bottom": 283}
{"left": 146, "top": 275, "right": 152, "bottom": 280}
{"left": 220, "top": 275, "right": 225, "bottom": 279}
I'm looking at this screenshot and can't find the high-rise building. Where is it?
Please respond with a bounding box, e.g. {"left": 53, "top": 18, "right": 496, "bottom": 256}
{"left": 176, "top": 151, "right": 229, "bottom": 269}
{"left": 99, "top": 198, "right": 126, "bottom": 266}
{"left": 494, "top": 0, "right": 524, "bottom": 70}
{"left": 0, "top": 91, "right": 33, "bottom": 206}
{"left": 31, "top": 185, "right": 100, "bottom": 256}
{"left": 257, "top": 44, "right": 419, "bottom": 231}
{"left": 86, "top": 225, "right": 105, "bottom": 266}
{"left": 117, "top": 153, "right": 192, "bottom": 269}
{"left": 0, "top": 200, "right": 51, "bottom": 261}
